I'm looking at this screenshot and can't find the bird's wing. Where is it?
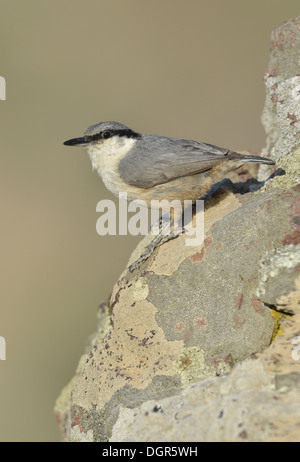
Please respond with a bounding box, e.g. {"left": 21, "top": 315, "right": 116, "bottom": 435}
{"left": 118, "top": 135, "right": 232, "bottom": 188}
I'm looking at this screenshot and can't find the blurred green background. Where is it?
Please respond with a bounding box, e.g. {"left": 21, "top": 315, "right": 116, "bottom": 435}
{"left": 0, "top": 0, "right": 299, "bottom": 442}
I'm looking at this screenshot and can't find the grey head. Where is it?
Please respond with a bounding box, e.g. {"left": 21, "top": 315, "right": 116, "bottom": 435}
{"left": 63, "top": 121, "right": 141, "bottom": 147}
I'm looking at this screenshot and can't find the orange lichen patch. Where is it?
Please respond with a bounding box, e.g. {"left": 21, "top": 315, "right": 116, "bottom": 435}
{"left": 175, "top": 321, "right": 186, "bottom": 332}
{"left": 233, "top": 313, "right": 245, "bottom": 329}
{"left": 191, "top": 248, "right": 205, "bottom": 263}
{"left": 204, "top": 236, "right": 213, "bottom": 248}
{"left": 235, "top": 293, "right": 244, "bottom": 310}
{"left": 195, "top": 317, "right": 206, "bottom": 328}
{"left": 251, "top": 296, "right": 266, "bottom": 315}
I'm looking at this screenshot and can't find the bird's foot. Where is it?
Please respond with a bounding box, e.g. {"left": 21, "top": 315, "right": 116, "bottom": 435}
{"left": 128, "top": 222, "right": 185, "bottom": 273}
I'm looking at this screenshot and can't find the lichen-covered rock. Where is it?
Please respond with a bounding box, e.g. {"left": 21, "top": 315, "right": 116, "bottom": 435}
{"left": 109, "top": 359, "right": 300, "bottom": 442}
{"left": 259, "top": 16, "right": 300, "bottom": 184}
{"left": 110, "top": 255, "right": 300, "bottom": 442}
{"left": 55, "top": 16, "right": 300, "bottom": 443}
{"left": 254, "top": 244, "right": 300, "bottom": 377}
{"left": 55, "top": 186, "right": 300, "bottom": 442}
{"left": 256, "top": 244, "right": 300, "bottom": 308}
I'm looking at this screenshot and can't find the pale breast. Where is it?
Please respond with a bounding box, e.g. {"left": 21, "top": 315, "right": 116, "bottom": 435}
{"left": 87, "top": 137, "right": 138, "bottom": 197}
{"left": 87, "top": 138, "right": 214, "bottom": 206}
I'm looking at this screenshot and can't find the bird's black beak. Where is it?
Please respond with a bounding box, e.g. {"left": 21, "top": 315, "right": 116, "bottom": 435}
{"left": 63, "top": 137, "right": 90, "bottom": 147}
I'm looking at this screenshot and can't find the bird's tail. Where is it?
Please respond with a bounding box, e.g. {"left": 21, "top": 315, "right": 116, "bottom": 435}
{"left": 227, "top": 151, "right": 275, "bottom": 165}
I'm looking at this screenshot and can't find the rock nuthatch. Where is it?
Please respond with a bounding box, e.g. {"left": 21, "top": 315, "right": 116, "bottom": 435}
{"left": 64, "top": 121, "right": 275, "bottom": 207}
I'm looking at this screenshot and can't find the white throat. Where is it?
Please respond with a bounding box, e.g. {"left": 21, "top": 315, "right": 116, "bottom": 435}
{"left": 86, "top": 136, "right": 137, "bottom": 196}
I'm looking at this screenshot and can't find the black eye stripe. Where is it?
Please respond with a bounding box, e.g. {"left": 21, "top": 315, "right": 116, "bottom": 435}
{"left": 85, "top": 129, "right": 141, "bottom": 142}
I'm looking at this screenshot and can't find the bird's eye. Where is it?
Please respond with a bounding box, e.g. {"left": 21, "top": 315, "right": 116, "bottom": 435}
{"left": 102, "top": 131, "right": 111, "bottom": 139}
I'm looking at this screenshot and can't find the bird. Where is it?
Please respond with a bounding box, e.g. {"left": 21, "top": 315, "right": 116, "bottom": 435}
{"left": 64, "top": 121, "right": 275, "bottom": 270}
{"left": 64, "top": 121, "right": 275, "bottom": 208}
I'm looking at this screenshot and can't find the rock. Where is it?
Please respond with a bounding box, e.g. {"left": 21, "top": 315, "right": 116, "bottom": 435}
{"left": 55, "top": 185, "right": 300, "bottom": 442}
{"left": 254, "top": 244, "right": 300, "bottom": 376}
{"left": 256, "top": 244, "right": 300, "bottom": 309}
{"left": 110, "top": 360, "right": 300, "bottom": 442}
{"left": 259, "top": 16, "right": 300, "bottom": 184}
{"left": 55, "top": 16, "right": 300, "bottom": 442}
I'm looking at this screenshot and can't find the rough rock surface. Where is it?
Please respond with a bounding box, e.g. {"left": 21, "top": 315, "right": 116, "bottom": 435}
{"left": 110, "top": 360, "right": 300, "bottom": 443}
{"left": 55, "top": 17, "right": 300, "bottom": 442}
{"left": 259, "top": 15, "right": 300, "bottom": 184}
{"left": 110, "top": 245, "right": 300, "bottom": 442}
